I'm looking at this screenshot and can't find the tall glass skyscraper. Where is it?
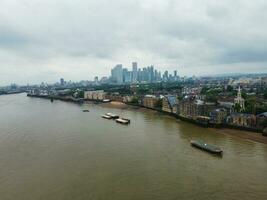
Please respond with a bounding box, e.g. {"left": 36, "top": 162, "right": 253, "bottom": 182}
{"left": 132, "top": 62, "right": 138, "bottom": 82}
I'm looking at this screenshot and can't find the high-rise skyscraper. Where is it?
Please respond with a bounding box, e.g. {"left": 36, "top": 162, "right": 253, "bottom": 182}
{"left": 132, "top": 62, "right": 138, "bottom": 82}
{"left": 60, "top": 78, "right": 65, "bottom": 86}
{"left": 111, "top": 64, "right": 123, "bottom": 84}
{"left": 149, "top": 65, "right": 154, "bottom": 82}
{"left": 123, "top": 68, "right": 132, "bottom": 83}
{"left": 94, "top": 76, "right": 99, "bottom": 84}
{"left": 163, "top": 71, "right": 169, "bottom": 82}
{"left": 137, "top": 68, "right": 141, "bottom": 82}
{"left": 174, "top": 70, "right": 178, "bottom": 81}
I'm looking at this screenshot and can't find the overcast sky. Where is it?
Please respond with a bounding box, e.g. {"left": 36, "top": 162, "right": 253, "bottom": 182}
{"left": 0, "top": 0, "right": 267, "bottom": 85}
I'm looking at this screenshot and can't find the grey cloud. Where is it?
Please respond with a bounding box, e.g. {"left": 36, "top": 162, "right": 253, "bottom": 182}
{"left": 0, "top": 0, "right": 267, "bottom": 85}
{"left": 0, "top": 26, "right": 30, "bottom": 48}
{"left": 219, "top": 48, "right": 267, "bottom": 63}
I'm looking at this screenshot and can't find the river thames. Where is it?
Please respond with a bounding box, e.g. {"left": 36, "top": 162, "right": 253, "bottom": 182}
{"left": 0, "top": 93, "right": 267, "bottom": 200}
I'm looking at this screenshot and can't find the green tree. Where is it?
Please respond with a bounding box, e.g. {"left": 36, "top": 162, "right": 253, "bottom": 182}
{"left": 226, "top": 85, "right": 233, "bottom": 92}
{"left": 234, "top": 103, "right": 241, "bottom": 112}
{"left": 206, "top": 93, "right": 218, "bottom": 103}
{"left": 245, "top": 97, "right": 256, "bottom": 114}
{"left": 255, "top": 104, "right": 267, "bottom": 115}
{"left": 200, "top": 86, "right": 209, "bottom": 95}
{"left": 241, "top": 91, "right": 247, "bottom": 99}
{"left": 130, "top": 97, "right": 139, "bottom": 105}
{"left": 77, "top": 90, "right": 84, "bottom": 98}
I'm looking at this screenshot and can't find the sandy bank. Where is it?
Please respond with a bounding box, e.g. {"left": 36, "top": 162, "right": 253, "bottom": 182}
{"left": 101, "top": 101, "right": 129, "bottom": 109}
{"left": 213, "top": 128, "right": 267, "bottom": 144}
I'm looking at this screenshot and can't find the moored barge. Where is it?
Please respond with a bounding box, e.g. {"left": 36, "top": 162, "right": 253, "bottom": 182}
{"left": 105, "top": 113, "right": 119, "bottom": 119}
{"left": 116, "top": 118, "right": 130, "bottom": 125}
{"left": 102, "top": 115, "right": 112, "bottom": 119}
{"left": 191, "top": 140, "right": 223, "bottom": 155}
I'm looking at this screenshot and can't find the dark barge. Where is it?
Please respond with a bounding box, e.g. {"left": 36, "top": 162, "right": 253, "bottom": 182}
{"left": 191, "top": 140, "right": 223, "bottom": 155}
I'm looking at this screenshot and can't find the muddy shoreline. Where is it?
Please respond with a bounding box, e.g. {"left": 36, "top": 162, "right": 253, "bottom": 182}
{"left": 29, "top": 95, "right": 267, "bottom": 145}
{"left": 99, "top": 101, "right": 267, "bottom": 145}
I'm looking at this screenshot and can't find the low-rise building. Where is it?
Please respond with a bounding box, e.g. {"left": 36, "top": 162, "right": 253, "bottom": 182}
{"left": 256, "top": 112, "right": 267, "bottom": 129}
{"left": 179, "top": 97, "right": 197, "bottom": 118}
{"left": 196, "top": 100, "right": 216, "bottom": 117}
{"left": 210, "top": 108, "right": 227, "bottom": 124}
{"left": 226, "top": 113, "right": 257, "bottom": 127}
{"left": 218, "top": 101, "right": 234, "bottom": 114}
{"left": 143, "top": 95, "right": 159, "bottom": 108}
{"left": 178, "top": 97, "right": 216, "bottom": 119}
{"left": 84, "top": 90, "right": 106, "bottom": 101}
{"left": 105, "top": 93, "right": 124, "bottom": 102}
{"left": 57, "top": 89, "right": 72, "bottom": 96}
{"left": 162, "top": 95, "right": 178, "bottom": 113}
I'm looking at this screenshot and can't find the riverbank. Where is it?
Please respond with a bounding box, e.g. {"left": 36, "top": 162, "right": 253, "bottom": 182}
{"left": 105, "top": 101, "right": 267, "bottom": 144}
{"left": 26, "top": 95, "right": 267, "bottom": 144}
{"left": 214, "top": 128, "right": 267, "bottom": 145}
{"left": 27, "top": 94, "right": 84, "bottom": 103}
{"left": 0, "top": 91, "right": 25, "bottom": 95}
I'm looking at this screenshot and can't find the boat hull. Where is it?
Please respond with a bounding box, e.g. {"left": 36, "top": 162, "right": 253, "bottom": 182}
{"left": 102, "top": 115, "right": 112, "bottom": 119}
{"left": 106, "top": 113, "right": 119, "bottom": 119}
{"left": 116, "top": 118, "right": 130, "bottom": 125}
{"left": 191, "top": 140, "right": 223, "bottom": 155}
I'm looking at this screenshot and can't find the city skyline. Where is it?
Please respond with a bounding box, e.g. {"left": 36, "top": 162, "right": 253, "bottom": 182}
{"left": 109, "top": 62, "right": 179, "bottom": 84}
{"left": 1, "top": 63, "right": 267, "bottom": 87}
{"left": 1, "top": 0, "right": 267, "bottom": 85}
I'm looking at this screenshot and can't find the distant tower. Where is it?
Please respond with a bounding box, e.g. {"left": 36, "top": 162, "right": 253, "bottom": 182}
{"left": 111, "top": 64, "right": 123, "bottom": 84}
{"left": 60, "top": 78, "right": 65, "bottom": 86}
{"left": 174, "top": 70, "right": 178, "bottom": 81}
{"left": 163, "top": 70, "right": 168, "bottom": 82}
{"left": 94, "top": 76, "right": 99, "bottom": 84}
{"left": 174, "top": 70, "right": 177, "bottom": 77}
{"left": 234, "top": 86, "right": 245, "bottom": 111}
{"left": 132, "top": 62, "right": 138, "bottom": 82}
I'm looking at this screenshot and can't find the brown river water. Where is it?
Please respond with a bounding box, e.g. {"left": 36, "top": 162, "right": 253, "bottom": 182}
{"left": 0, "top": 93, "right": 266, "bottom": 200}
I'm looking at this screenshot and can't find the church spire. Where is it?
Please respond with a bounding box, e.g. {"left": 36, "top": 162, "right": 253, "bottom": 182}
{"left": 234, "top": 85, "right": 245, "bottom": 111}
{"left": 237, "top": 86, "right": 242, "bottom": 98}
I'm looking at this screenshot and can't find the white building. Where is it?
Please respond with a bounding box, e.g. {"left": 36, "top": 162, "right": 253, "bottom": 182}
{"left": 84, "top": 90, "right": 106, "bottom": 101}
